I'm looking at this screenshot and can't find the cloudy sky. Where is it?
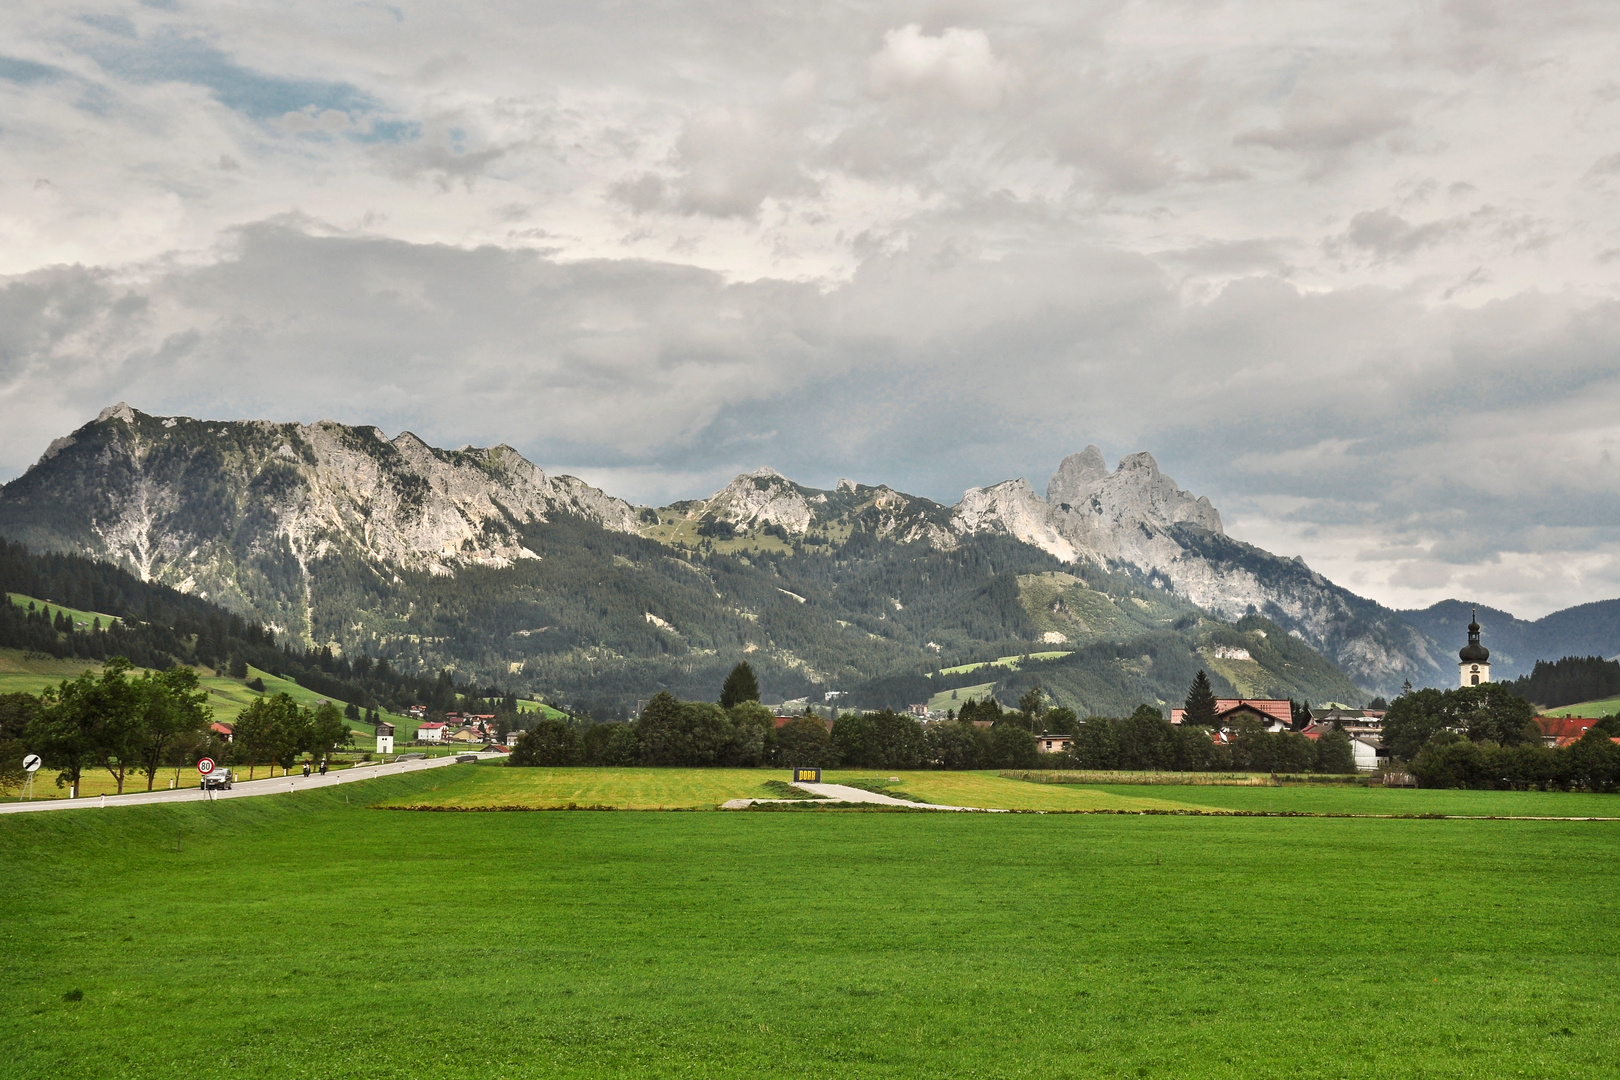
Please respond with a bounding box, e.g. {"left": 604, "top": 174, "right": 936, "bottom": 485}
{"left": 2, "top": 1, "right": 1618, "bottom": 618}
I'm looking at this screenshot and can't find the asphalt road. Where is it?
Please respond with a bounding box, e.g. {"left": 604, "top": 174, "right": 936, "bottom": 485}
{"left": 0, "top": 753, "right": 500, "bottom": 815}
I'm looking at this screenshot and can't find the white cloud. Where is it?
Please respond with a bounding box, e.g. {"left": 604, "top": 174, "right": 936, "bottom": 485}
{"left": 867, "top": 25, "right": 1016, "bottom": 110}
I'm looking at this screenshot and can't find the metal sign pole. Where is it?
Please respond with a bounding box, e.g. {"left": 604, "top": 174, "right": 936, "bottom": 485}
{"left": 20, "top": 754, "right": 41, "bottom": 801}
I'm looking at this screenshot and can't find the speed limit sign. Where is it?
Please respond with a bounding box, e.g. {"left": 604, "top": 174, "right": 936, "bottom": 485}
{"left": 22, "top": 753, "right": 41, "bottom": 773}
{"left": 197, "top": 757, "right": 216, "bottom": 775}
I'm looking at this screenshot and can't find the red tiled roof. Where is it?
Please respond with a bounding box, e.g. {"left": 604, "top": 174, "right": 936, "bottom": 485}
{"left": 417, "top": 721, "right": 447, "bottom": 730}
{"left": 210, "top": 721, "right": 233, "bottom": 734}
{"left": 1215, "top": 699, "right": 1292, "bottom": 723}
{"left": 1536, "top": 716, "right": 1598, "bottom": 741}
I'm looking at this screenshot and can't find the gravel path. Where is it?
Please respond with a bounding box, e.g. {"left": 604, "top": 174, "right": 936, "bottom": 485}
{"left": 721, "top": 781, "right": 1005, "bottom": 811}
{"left": 0, "top": 753, "right": 499, "bottom": 815}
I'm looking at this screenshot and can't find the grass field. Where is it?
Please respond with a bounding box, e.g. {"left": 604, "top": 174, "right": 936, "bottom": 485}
{"left": 372, "top": 767, "right": 1212, "bottom": 812}
{"left": 1, "top": 767, "right": 1616, "bottom": 1079}
{"left": 370, "top": 766, "right": 1620, "bottom": 818}
{"left": 1544, "top": 695, "right": 1620, "bottom": 718}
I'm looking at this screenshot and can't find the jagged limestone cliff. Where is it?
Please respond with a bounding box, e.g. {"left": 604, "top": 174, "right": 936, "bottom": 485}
{"left": 0, "top": 404, "right": 635, "bottom": 637}
{"left": 659, "top": 449, "right": 1447, "bottom": 692}
{"left": 0, "top": 406, "right": 1446, "bottom": 695}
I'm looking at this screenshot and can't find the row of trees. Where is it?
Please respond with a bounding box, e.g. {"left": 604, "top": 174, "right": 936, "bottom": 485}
{"left": 509, "top": 697, "right": 1360, "bottom": 774}
{"left": 1412, "top": 727, "right": 1620, "bottom": 790}
{"left": 0, "top": 659, "right": 211, "bottom": 797}
{"left": 228, "top": 694, "right": 355, "bottom": 779}
{"left": 1500, "top": 656, "right": 1620, "bottom": 711}
{"left": 0, "top": 657, "right": 356, "bottom": 797}
{"left": 1382, "top": 680, "right": 1620, "bottom": 790}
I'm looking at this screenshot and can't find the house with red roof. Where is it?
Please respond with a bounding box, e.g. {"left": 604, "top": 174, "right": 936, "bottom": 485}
{"left": 1171, "top": 699, "right": 1293, "bottom": 730}
{"left": 210, "top": 721, "right": 234, "bottom": 742}
{"left": 416, "top": 720, "right": 448, "bottom": 743}
{"left": 1535, "top": 716, "right": 1601, "bottom": 748}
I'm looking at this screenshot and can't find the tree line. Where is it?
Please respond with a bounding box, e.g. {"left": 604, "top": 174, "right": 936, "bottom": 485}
{"left": 1382, "top": 681, "right": 1620, "bottom": 790}
{"left": 0, "top": 658, "right": 357, "bottom": 797}
{"left": 506, "top": 663, "right": 1358, "bottom": 774}
{"left": 1500, "top": 656, "right": 1620, "bottom": 710}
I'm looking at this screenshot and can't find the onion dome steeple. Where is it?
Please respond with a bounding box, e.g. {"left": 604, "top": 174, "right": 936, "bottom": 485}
{"left": 1458, "top": 608, "right": 1490, "bottom": 664}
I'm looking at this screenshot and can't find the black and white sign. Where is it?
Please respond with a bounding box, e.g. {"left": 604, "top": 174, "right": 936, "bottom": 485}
{"left": 23, "top": 753, "right": 41, "bottom": 773}
{"left": 197, "top": 757, "right": 216, "bottom": 775}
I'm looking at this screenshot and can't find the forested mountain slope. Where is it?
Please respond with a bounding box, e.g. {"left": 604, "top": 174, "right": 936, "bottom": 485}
{"left": 0, "top": 404, "right": 1520, "bottom": 712}
{"left": 1399, "top": 599, "right": 1620, "bottom": 680}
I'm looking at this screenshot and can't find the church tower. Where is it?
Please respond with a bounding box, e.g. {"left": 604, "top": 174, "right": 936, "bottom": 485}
{"left": 1459, "top": 608, "right": 1490, "bottom": 687}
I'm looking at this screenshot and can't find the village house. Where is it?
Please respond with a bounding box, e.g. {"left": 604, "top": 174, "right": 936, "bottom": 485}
{"left": 1349, "top": 736, "right": 1385, "bottom": 772}
{"left": 416, "top": 721, "right": 447, "bottom": 743}
{"left": 210, "top": 721, "right": 234, "bottom": 742}
{"left": 1035, "top": 732, "right": 1074, "bottom": 754}
{"left": 1535, "top": 716, "right": 1601, "bottom": 748}
{"left": 1170, "top": 699, "right": 1292, "bottom": 730}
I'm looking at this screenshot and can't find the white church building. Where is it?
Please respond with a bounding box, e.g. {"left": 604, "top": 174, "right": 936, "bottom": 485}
{"left": 1459, "top": 608, "right": 1491, "bottom": 687}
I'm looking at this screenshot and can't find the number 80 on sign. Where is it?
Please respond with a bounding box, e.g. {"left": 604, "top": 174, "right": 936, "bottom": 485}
{"left": 197, "top": 758, "right": 215, "bottom": 775}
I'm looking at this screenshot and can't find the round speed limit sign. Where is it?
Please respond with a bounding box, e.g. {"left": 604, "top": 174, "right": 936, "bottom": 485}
{"left": 22, "top": 753, "right": 41, "bottom": 773}
{"left": 197, "top": 757, "right": 216, "bottom": 776}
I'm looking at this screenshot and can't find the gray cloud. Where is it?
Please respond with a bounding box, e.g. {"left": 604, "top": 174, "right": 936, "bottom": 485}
{"left": 0, "top": 1, "right": 1618, "bottom": 617}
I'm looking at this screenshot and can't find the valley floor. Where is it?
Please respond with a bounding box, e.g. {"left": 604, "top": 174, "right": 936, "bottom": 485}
{"left": 1, "top": 767, "right": 1614, "bottom": 1079}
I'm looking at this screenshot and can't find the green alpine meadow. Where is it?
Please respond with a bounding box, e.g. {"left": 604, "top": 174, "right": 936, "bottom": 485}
{"left": 2, "top": 767, "right": 1616, "bottom": 1080}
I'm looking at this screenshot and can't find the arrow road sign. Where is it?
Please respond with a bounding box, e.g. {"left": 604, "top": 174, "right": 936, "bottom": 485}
{"left": 197, "top": 758, "right": 215, "bottom": 775}
{"left": 23, "top": 754, "right": 41, "bottom": 773}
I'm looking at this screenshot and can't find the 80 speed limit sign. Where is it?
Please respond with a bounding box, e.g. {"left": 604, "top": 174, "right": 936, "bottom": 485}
{"left": 197, "top": 757, "right": 216, "bottom": 775}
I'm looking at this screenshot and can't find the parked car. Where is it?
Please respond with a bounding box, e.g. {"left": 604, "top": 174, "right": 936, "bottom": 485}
{"left": 200, "top": 768, "right": 233, "bottom": 791}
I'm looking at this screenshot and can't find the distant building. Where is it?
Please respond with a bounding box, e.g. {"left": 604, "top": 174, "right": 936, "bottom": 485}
{"left": 376, "top": 721, "right": 395, "bottom": 755}
{"left": 1535, "top": 716, "right": 1600, "bottom": 748}
{"left": 1035, "top": 733, "right": 1074, "bottom": 754}
{"left": 906, "top": 703, "right": 929, "bottom": 718}
{"left": 1170, "top": 699, "right": 1292, "bottom": 730}
{"left": 416, "top": 721, "right": 447, "bottom": 743}
{"left": 1459, "top": 608, "right": 1491, "bottom": 687}
{"left": 210, "top": 721, "right": 234, "bottom": 742}
{"left": 1349, "top": 736, "right": 1384, "bottom": 772}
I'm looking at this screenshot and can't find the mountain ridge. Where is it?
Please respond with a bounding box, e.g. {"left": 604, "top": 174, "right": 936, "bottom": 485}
{"left": 3, "top": 404, "right": 1605, "bottom": 706}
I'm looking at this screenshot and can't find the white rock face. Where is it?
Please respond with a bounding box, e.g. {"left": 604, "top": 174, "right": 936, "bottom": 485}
{"left": 40, "top": 407, "right": 637, "bottom": 585}
{"left": 685, "top": 467, "right": 816, "bottom": 533}
{"left": 950, "top": 446, "right": 1219, "bottom": 571}
{"left": 942, "top": 446, "right": 1438, "bottom": 688}
{"left": 950, "top": 478, "right": 1079, "bottom": 562}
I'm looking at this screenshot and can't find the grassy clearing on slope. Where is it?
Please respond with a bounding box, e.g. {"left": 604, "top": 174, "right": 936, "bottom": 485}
{"left": 925, "top": 680, "right": 998, "bottom": 712}
{"left": 1, "top": 773, "right": 1617, "bottom": 1080}
{"left": 1543, "top": 696, "right": 1620, "bottom": 718}
{"left": 936, "top": 650, "right": 1072, "bottom": 676}
{"left": 6, "top": 592, "right": 121, "bottom": 629}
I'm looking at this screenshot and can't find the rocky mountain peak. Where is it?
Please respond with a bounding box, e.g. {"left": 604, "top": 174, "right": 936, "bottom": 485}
{"left": 693, "top": 467, "right": 816, "bottom": 534}
{"left": 1046, "top": 445, "right": 1108, "bottom": 506}
{"left": 0, "top": 406, "right": 638, "bottom": 636}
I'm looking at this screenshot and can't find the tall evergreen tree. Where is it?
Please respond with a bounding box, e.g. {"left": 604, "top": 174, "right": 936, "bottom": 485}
{"left": 719, "top": 662, "right": 760, "bottom": 709}
{"left": 1184, "top": 669, "right": 1219, "bottom": 728}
